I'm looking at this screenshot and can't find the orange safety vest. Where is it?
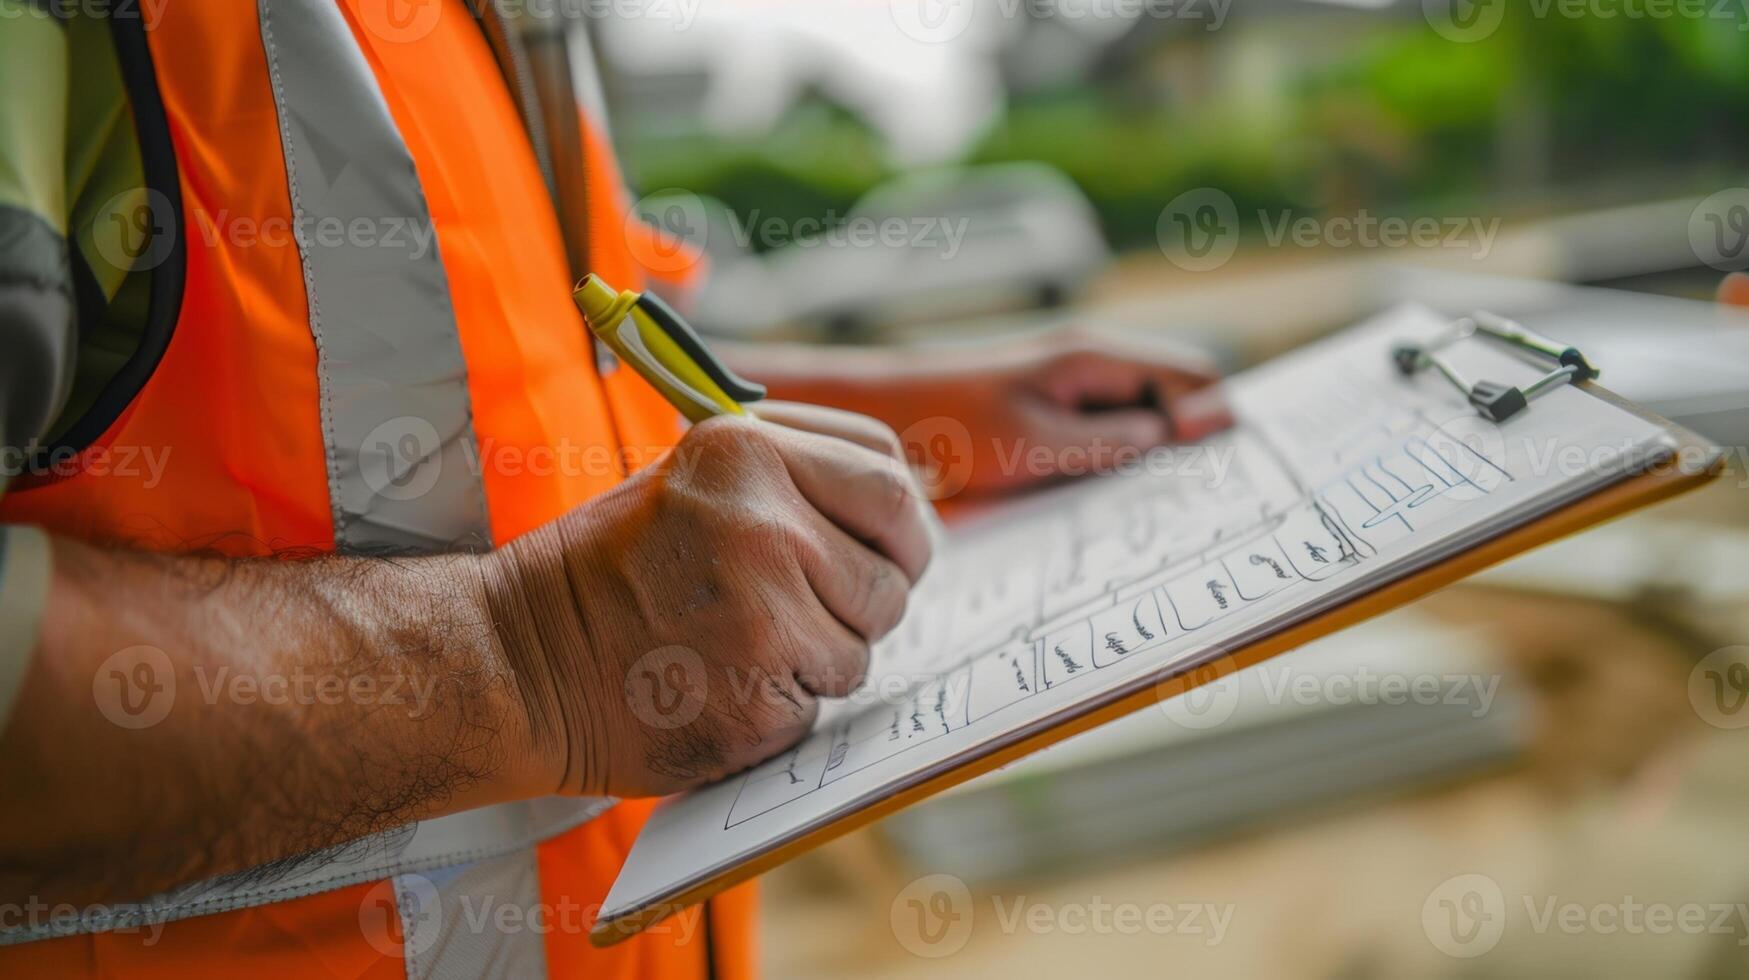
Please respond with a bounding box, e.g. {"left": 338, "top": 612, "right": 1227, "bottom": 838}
{"left": 0, "top": 1, "right": 754, "bottom": 976}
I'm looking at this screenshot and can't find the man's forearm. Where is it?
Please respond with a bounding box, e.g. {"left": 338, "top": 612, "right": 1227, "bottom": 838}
{"left": 0, "top": 535, "right": 551, "bottom": 910}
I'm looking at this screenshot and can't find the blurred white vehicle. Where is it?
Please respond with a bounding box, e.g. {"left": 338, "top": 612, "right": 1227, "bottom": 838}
{"left": 771, "top": 163, "right": 1110, "bottom": 339}
{"left": 641, "top": 164, "right": 1111, "bottom": 340}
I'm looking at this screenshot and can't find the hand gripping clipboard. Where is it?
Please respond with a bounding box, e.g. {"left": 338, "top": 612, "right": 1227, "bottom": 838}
{"left": 590, "top": 309, "right": 1725, "bottom": 946}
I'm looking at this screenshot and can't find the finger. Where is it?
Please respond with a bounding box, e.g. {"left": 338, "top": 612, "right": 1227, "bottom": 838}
{"left": 789, "top": 610, "right": 874, "bottom": 699}
{"left": 707, "top": 673, "right": 819, "bottom": 781}
{"left": 751, "top": 404, "right": 934, "bottom": 518}
{"left": 796, "top": 514, "right": 909, "bottom": 645}
{"left": 751, "top": 401, "right": 907, "bottom": 464}
{"left": 769, "top": 426, "right": 934, "bottom": 582}
{"left": 637, "top": 674, "right": 817, "bottom": 794}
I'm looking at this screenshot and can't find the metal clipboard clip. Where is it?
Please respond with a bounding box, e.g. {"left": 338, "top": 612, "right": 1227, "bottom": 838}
{"left": 1392, "top": 312, "right": 1600, "bottom": 423}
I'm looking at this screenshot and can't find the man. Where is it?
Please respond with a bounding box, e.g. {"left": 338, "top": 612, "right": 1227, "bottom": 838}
{"left": 0, "top": 1, "right": 1225, "bottom": 975}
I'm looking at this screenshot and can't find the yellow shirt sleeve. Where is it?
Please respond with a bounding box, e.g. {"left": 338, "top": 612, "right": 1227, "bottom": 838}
{"left": 0, "top": 4, "right": 73, "bottom": 723}
{"left": 0, "top": 2, "right": 69, "bottom": 229}
{"left": 0, "top": 3, "right": 76, "bottom": 454}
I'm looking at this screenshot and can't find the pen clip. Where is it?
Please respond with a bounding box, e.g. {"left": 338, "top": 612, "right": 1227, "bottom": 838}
{"left": 635, "top": 292, "right": 767, "bottom": 404}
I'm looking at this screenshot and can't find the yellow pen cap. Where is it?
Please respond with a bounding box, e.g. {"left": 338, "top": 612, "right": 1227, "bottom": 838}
{"left": 573, "top": 274, "right": 765, "bottom": 424}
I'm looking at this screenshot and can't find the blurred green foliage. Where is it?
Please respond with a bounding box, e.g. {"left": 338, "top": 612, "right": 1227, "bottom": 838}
{"left": 630, "top": 101, "right": 892, "bottom": 246}
{"left": 622, "top": 16, "right": 1749, "bottom": 254}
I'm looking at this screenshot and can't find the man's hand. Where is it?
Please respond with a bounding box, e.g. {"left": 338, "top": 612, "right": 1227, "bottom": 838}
{"left": 479, "top": 406, "right": 932, "bottom": 798}
{"left": 727, "top": 330, "right": 1233, "bottom": 498}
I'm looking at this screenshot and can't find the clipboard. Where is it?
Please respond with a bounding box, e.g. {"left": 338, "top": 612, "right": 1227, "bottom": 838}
{"left": 590, "top": 309, "right": 1724, "bottom": 946}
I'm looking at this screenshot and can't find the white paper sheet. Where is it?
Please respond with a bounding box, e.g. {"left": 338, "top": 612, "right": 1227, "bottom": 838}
{"left": 599, "top": 305, "right": 1678, "bottom": 926}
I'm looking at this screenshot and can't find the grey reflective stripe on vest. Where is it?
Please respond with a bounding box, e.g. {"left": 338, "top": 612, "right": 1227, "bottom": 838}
{"left": 396, "top": 848, "right": 549, "bottom": 979}
{"left": 258, "top": 0, "right": 491, "bottom": 553}
{"left": 0, "top": 796, "right": 616, "bottom": 946}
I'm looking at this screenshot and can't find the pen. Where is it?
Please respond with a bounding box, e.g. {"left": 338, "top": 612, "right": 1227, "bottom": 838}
{"left": 573, "top": 274, "right": 767, "bottom": 423}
